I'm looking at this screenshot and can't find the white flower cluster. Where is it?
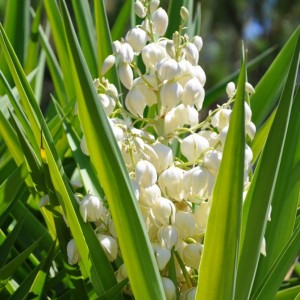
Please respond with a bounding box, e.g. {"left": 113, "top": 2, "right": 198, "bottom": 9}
{"left": 71, "top": 1, "right": 258, "bottom": 298}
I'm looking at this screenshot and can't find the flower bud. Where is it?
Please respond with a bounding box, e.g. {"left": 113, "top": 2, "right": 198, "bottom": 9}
{"left": 135, "top": 160, "right": 157, "bottom": 187}
{"left": 79, "top": 194, "right": 104, "bottom": 222}
{"left": 149, "top": 0, "right": 160, "bottom": 13}
{"left": 183, "top": 243, "right": 203, "bottom": 269}
{"left": 112, "top": 40, "right": 121, "bottom": 54}
{"left": 158, "top": 167, "right": 185, "bottom": 201}
{"left": 116, "top": 263, "right": 128, "bottom": 282}
{"left": 126, "top": 27, "right": 148, "bottom": 52}
{"left": 150, "top": 143, "right": 173, "bottom": 173}
{"left": 152, "top": 244, "right": 171, "bottom": 270}
{"left": 162, "top": 277, "right": 176, "bottom": 300}
{"left": 192, "top": 35, "right": 203, "bottom": 51}
{"left": 150, "top": 196, "right": 176, "bottom": 225}
{"left": 260, "top": 236, "right": 266, "bottom": 256}
{"left": 97, "top": 234, "right": 118, "bottom": 262}
{"left": 181, "top": 133, "right": 209, "bottom": 162}
{"left": 185, "top": 42, "right": 199, "bottom": 65}
{"left": 134, "top": 0, "right": 147, "bottom": 18}
{"left": 119, "top": 63, "right": 133, "bottom": 89}
{"left": 157, "top": 58, "right": 181, "bottom": 81}
{"left": 67, "top": 239, "right": 80, "bottom": 265}
{"left": 101, "top": 54, "right": 115, "bottom": 75}
{"left": 99, "top": 93, "right": 115, "bottom": 115}
{"left": 174, "top": 211, "right": 196, "bottom": 239}
{"left": 152, "top": 8, "right": 169, "bottom": 36}
{"left": 246, "top": 121, "right": 256, "bottom": 140}
{"left": 125, "top": 88, "right": 147, "bottom": 117}
{"left": 166, "top": 40, "right": 176, "bottom": 58}
{"left": 226, "top": 81, "right": 236, "bottom": 98}
{"left": 182, "top": 77, "right": 205, "bottom": 110}
{"left": 160, "top": 81, "right": 183, "bottom": 110}
{"left": 246, "top": 82, "right": 255, "bottom": 94}
{"left": 157, "top": 225, "right": 178, "bottom": 249}
{"left": 180, "top": 6, "right": 189, "bottom": 21}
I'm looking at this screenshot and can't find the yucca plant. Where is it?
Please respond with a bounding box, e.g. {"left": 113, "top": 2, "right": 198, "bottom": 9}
{"left": 0, "top": 0, "right": 299, "bottom": 299}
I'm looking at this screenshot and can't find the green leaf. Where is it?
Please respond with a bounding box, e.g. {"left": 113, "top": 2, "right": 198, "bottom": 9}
{"left": 60, "top": 2, "right": 165, "bottom": 299}
{"left": 196, "top": 48, "right": 246, "bottom": 299}
{"left": 236, "top": 26, "right": 300, "bottom": 300}
{"left": 98, "top": 279, "right": 129, "bottom": 300}
{"left": 111, "top": 0, "right": 131, "bottom": 41}
{"left": 251, "top": 26, "right": 300, "bottom": 128}
{"left": 166, "top": 0, "right": 184, "bottom": 39}
{"left": 275, "top": 286, "right": 300, "bottom": 300}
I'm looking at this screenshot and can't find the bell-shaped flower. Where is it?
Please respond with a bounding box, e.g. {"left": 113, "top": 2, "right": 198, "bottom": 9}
{"left": 164, "top": 107, "right": 180, "bottom": 134}
{"left": 133, "top": 78, "right": 157, "bottom": 107}
{"left": 118, "top": 43, "right": 134, "bottom": 63}
{"left": 158, "top": 167, "right": 185, "bottom": 201}
{"left": 203, "top": 150, "right": 222, "bottom": 176}
{"left": 226, "top": 82, "right": 236, "bottom": 98}
{"left": 174, "top": 211, "right": 196, "bottom": 239}
{"left": 181, "top": 133, "right": 209, "bottom": 162}
{"left": 125, "top": 88, "right": 147, "bottom": 117}
{"left": 99, "top": 93, "right": 115, "bottom": 115}
{"left": 96, "top": 234, "right": 118, "bottom": 262}
{"left": 112, "top": 40, "right": 121, "bottom": 55}
{"left": 162, "top": 277, "right": 176, "bottom": 300}
{"left": 119, "top": 63, "right": 133, "bottom": 89}
{"left": 157, "top": 225, "right": 178, "bottom": 249}
{"left": 175, "top": 104, "right": 199, "bottom": 127}
{"left": 150, "top": 0, "right": 160, "bottom": 13}
{"left": 67, "top": 239, "right": 80, "bottom": 265}
{"left": 150, "top": 143, "right": 173, "bottom": 174}
{"left": 192, "top": 35, "right": 203, "bottom": 51}
{"left": 192, "top": 65, "right": 206, "bottom": 86}
{"left": 244, "top": 144, "right": 253, "bottom": 169}
{"left": 139, "top": 184, "right": 161, "bottom": 206}
{"left": 219, "top": 125, "right": 229, "bottom": 145}
{"left": 101, "top": 54, "right": 115, "bottom": 75}
{"left": 135, "top": 160, "right": 157, "bottom": 188}
{"left": 199, "top": 130, "right": 219, "bottom": 147}
{"left": 184, "top": 166, "right": 208, "bottom": 202}
{"left": 194, "top": 202, "right": 210, "bottom": 233}
{"left": 142, "top": 42, "right": 167, "bottom": 70}
{"left": 116, "top": 263, "right": 128, "bottom": 282}
{"left": 182, "top": 77, "right": 205, "bottom": 110}
{"left": 152, "top": 244, "right": 171, "bottom": 270}
{"left": 244, "top": 102, "right": 252, "bottom": 122}
{"left": 134, "top": 0, "right": 147, "bottom": 18}
{"left": 80, "top": 135, "right": 89, "bottom": 156}
{"left": 79, "top": 194, "right": 104, "bottom": 222}
{"left": 183, "top": 243, "right": 203, "bottom": 269}
{"left": 260, "top": 236, "right": 267, "bottom": 256}
{"left": 211, "top": 108, "right": 232, "bottom": 131}
{"left": 152, "top": 7, "right": 168, "bottom": 36}
{"left": 246, "top": 121, "right": 256, "bottom": 140}
{"left": 150, "top": 196, "right": 176, "bottom": 226}
{"left": 160, "top": 80, "right": 183, "bottom": 110}
{"left": 246, "top": 82, "right": 255, "bottom": 94}
{"left": 126, "top": 27, "right": 148, "bottom": 53}
{"left": 157, "top": 58, "right": 181, "bottom": 81}
{"left": 182, "top": 288, "right": 197, "bottom": 300}
{"left": 185, "top": 42, "right": 199, "bottom": 65}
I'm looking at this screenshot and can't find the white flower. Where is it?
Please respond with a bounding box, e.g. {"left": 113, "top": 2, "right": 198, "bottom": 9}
{"left": 181, "top": 133, "right": 209, "bottom": 162}
{"left": 119, "top": 63, "right": 133, "bottom": 89}
{"left": 101, "top": 54, "right": 115, "bottom": 75}
{"left": 150, "top": 143, "right": 173, "bottom": 173}
{"left": 182, "top": 287, "right": 197, "bottom": 300}
{"left": 203, "top": 150, "right": 222, "bottom": 176}
{"left": 135, "top": 160, "right": 157, "bottom": 188}
{"left": 219, "top": 125, "right": 229, "bottom": 145}
{"left": 192, "top": 65, "right": 206, "bottom": 86}
{"left": 150, "top": 196, "right": 176, "bottom": 226}
{"left": 125, "top": 88, "right": 147, "bottom": 117}
{"left": 118, "top": 43, "right": 134, "bottom": 63}
{"left": 199, "top": 130, "right": 219, "bottom": 147}
{"left": 152, "top": 8, "right": 168, "bottom": 36}
{"left": 160, "top": 81, "right": 183, "bottom": 110}
{"left": 96, "top": 234, "right": 118, "bottom": 262}
{"left": 260, "top": 236, "right": 266, "bottom": 256}
{"left": 194, "top": 202, "right": 210, "bottom": 232}
{"left": 142, "top": 42, "right": 167, "bottom": 70}
{"left": 192, "top": 35, "right": 203, "bottom": 51}
{"left": 79, "top": 194, "right": 104, "bottom": 222}
{"left": 126, "top": 27, "right": 148, "bottom": 52}
{"left": 152, "top": 244, "right": 171, "bottom": 270}
{"left": 246, "top": 82, "right": 255, "bottom": 94}
{"left": 139, "top": 184, "right": 161, "bottom": 206}
{"left": 185, "top": 42, "right": 199, "bottom": 65}
{"left": 183, "top": 243, "right": 203, "bottom": 269}
{"left": 182, "top": 77, "right": 205, "bottom": 110}
{"left": 245, "top": 102, "right": 252, "bottom": 122}
{"left": 246, "top": 122, "right": 256, "bottom": 140}
{"left": 133, "top": 77, "right": 157, "bottom": 106}
{"left": 211, "top": 108, "right": 232, "bottom": 131}
{"left": 226, "top": 82, "right": 236, "bottom": 98}
{"left": 116, "top": 263, "right": 128, "bottom": 282}
{"left": 80, "top": 135, "right": 89, "bottom": 156}
{"left": 174, "top": 211, "right": 196, "bottom": 239}
{"left": 149, "top": 0, "right": 160, "bottom": 13}
{"left": 159, "top": 167, "right": 185, "bottom": 201}
{"left": 98, "top": 93, "right": 115, "bottom": 115}
{"left": 162, "top": 277, "right": 176, "bottom": 300}
{"left": 67, "top": 239, "right": 80, "bottom": 265}
{"left": 134, "top": 0, "right": 147, "bottom": 18}
{"left": 157, "top": 225, "right": 178, "bottom": 249}
{"left": 244, "top": 144, "right": 253, "bottom": 169}
{"left": 157, "top": 58, "right": 181, "bottom": 81}
{"left": 183, "top": 166, "right": 208, "bottom": 202}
